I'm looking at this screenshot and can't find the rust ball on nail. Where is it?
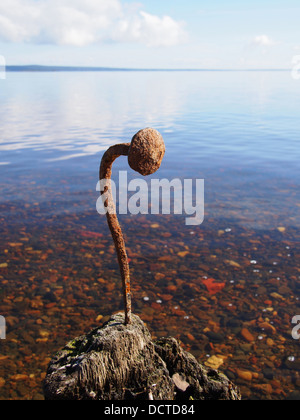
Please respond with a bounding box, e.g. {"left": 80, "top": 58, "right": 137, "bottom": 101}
{"left": 128, "top": 128, "right": 165, "bottom": 176}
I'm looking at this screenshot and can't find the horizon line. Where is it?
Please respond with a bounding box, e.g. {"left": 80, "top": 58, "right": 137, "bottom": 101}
{"left": 5, "top": 65, "right": 290, "bottom": 72}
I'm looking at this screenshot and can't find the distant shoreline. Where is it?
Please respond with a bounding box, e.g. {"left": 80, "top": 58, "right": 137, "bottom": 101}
{"left": 6, "top": 65, "right": 290, "bottom": 73}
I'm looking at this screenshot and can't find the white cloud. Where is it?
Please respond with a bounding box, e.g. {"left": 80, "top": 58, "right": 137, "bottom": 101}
{"left": 0, "top": 0, "right": 186, "bottom": 47}
{"left": 118, "top": 11, "right": 187, "bottom": 47}
{"left": 252, "top": 35, "right": 275, "bottom": 47}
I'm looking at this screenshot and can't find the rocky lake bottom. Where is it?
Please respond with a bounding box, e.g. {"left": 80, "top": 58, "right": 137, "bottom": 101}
{"left": 0, "top": 176, "right": 299, "bottom": 400}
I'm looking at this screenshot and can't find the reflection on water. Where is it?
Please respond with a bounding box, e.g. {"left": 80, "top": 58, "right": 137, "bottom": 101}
{"left": 0, "top": 72, "right": 184, "bottom": 163}
{"left": 0, "top": 71, "right": 299, "bottom": 400}
{"left": 1, "top": 71, "right": 300, "bottom": 166}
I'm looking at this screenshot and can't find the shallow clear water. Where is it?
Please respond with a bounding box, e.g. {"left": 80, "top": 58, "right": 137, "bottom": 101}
{"left": 0, "top": 71, "right": 299, "bottom": 399}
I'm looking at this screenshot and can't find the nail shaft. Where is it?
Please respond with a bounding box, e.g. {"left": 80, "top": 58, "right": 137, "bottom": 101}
{"left": 100, "top": 143, "right": 131, "bottom": 325}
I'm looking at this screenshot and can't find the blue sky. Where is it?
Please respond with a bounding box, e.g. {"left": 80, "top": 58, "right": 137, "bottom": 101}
{"left": 0, "top": 0, "right": 299, "bottom": 68}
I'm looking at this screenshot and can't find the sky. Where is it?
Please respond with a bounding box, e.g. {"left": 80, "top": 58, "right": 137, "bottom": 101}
{"left": 0, "top": 0, "right": 299, "bottom": 69}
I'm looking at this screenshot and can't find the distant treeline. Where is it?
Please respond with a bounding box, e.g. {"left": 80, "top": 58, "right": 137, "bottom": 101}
{"left": 6, "top": 65, "right": 289, "bottom": 72}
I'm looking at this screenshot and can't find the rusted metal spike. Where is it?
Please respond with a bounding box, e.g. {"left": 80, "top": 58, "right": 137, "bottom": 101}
{"left": 100, "top": 128, "right": 165, "bottom": 325}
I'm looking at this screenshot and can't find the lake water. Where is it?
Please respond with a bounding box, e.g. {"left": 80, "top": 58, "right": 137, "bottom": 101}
{"left": 0, "top": 71, "right": 299, "bottom": 400}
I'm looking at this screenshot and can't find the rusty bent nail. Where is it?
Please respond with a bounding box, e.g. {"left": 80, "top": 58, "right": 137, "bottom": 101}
{"left": 99, "top": 128, "right": 165, "bottom": 325}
